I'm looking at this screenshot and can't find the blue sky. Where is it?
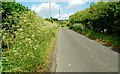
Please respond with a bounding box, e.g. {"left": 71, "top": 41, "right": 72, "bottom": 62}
{"left": 17, "top": 1, "right": 92, "bottom": 20}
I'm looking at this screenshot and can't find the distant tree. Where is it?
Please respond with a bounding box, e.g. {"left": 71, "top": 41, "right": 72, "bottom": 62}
{"left": 52, "top": 18, "right": 59, "bottom": 21}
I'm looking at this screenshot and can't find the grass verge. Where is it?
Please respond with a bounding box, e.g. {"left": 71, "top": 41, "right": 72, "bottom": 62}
{"left": 34, "top": 28, "right": 58, "bottom": 72}
{"left": 70, "top": 24, "right": 120, "bottom": 53}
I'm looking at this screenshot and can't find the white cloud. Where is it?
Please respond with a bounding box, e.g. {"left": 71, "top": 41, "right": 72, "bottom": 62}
{"left": 16, "top": 0, "right": 100, "bottom": 2}
{"left": 31, "top": 3, "right": 62, "bottom": 17}
{"left": 68, "top": 0, "right": 98, "bottom": 9}
{"left": 16, "top": 0, "right": 69, "bottom": 2}
{"left": 62, "top": 13, "right": 73, "bottom": 20}
{"left": 68, "top": 0, "right": 87, "bottom": 9}
{"left": 54, "top": 14, "right": 59, "bottom": 19}
{"left": 54, "top": 13, "right": 73, "bottom": 20}
{"left": 30, "top": 0, "right": 100, "bottom": 20}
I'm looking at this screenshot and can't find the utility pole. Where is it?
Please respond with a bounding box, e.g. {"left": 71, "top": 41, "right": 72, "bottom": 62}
{"left": 49, "top": 1, "right": 53, "bottom": 23}
{"left": 59, "top": 9, "right": 61, "bottom": 27}
{"left": 59, "top": 9, "right": 61, "bottom": 20}
{"left": 49, "top": 1, "right": 51, "bottom": 19}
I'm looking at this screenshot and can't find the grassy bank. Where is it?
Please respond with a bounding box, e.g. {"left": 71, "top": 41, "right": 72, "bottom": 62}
{"left": 70, "top": 23, "right": 120, "bottom": 53}
{"left": 2, "top": 10, "right": 59, "bottom": 72}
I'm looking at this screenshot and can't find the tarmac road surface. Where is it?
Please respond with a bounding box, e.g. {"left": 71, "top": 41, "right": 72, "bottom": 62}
{"left": 52, "top": 28, "right": 118, "bottom": 72}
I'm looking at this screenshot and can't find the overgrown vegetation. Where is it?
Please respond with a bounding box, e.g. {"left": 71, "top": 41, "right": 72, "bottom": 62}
{"left": 1, "top": 2, "right": 58, "bottom": 72}
{"left": 68, "top": 2, "right": 120, "bottom": 53}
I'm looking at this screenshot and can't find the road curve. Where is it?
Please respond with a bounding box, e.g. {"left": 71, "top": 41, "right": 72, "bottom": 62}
{"left": 52, "top": 28, "right": 118, "bottom": 72}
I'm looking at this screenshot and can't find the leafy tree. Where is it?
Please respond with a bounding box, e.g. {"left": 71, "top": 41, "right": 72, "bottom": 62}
{"left": 69, "top": 2, "right": 120, "bottom": 35}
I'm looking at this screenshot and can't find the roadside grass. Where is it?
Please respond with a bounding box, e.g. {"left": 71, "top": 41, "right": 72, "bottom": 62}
{"left": 34, "top": 28, "right": 58, "bottom": 72}
{"left": 70, "top": 24, "right": 120, "bottom": 53}
{"left": 2, "top": 11, "right": 59, "bottom": 72}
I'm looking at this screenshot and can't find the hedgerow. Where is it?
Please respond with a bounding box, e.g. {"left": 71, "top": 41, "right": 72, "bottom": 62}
{"left": 68, "top": 2, "right": 120, "bottom": 52}
{"left": 2, "top": 2, "right": 58, "bottom": 72}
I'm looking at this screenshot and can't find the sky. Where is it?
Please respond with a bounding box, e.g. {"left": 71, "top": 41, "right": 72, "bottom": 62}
{"left": 16, "top": 0, "right": 93, "bottom": 20}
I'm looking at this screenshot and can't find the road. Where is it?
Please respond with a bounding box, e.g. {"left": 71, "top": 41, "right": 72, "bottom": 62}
{"left": 52, "top": 28, "right": 118, "bottom": 72}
